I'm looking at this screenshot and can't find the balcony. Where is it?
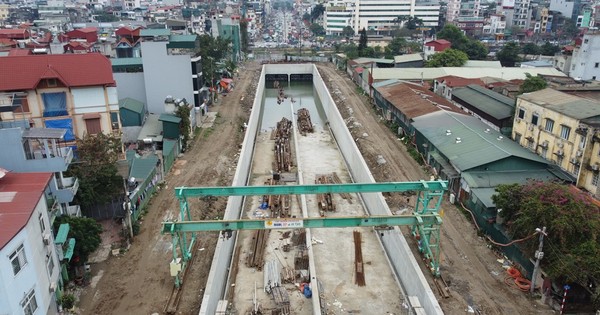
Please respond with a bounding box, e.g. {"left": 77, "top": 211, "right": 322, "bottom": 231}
{"left": 66, "top": 205, "right": 81, "bottom": 217}
{"left": 26, "top": 146, "right": 73, "bottom": 172}
{"left": 55, "top": 176, "right": 79, "bottom": 203}
{"left": 47, "top": 197, "right": 61, "bottom": 224}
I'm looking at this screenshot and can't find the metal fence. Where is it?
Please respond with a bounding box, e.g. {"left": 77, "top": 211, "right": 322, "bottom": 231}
{"left": 81, "top": 197, "right": 126, "bottom": 220}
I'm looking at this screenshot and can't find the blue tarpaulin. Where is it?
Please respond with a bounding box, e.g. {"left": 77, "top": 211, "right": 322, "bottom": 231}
{"left": 45, "top": 119, "right": 75, "bottom": 141}
{"left": 42, "top": 92, "right": 68, "bottom": 117}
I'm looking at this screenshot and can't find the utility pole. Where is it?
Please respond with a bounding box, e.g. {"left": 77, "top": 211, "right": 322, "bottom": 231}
{"left": 530, "top": 226, "right": 547, "bottom": 294}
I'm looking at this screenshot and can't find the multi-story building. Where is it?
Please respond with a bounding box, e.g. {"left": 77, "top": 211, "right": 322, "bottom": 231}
{"left": 0, "top": 172, "right": 62, "bottom": 315}
{"left": 512, "top": 88, "right": 600, "bottom": 190}
{"left": 570, "top": 31, "right": 600, "bottom": 81}
{"left": 446, "top": 0, "right": 461, "bottom": 22}
{"left": 111, "top": 31, "right": 206, "bottom": 113}
{"left": 485, "top": 14, "right": 506, "bottom": 37}
{"left": 323, "top": 0, "right": 441, "bottom": 35}
{"left": 0, "top": 54, "right": 121, "bottom": 139}
{"left": 0, "top": 126, "right": 80, "bottom": 217}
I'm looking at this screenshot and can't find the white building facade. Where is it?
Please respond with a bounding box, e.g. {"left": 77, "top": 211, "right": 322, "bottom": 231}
{"left": 570, "top": 32, "right": 600, "bottom": 81}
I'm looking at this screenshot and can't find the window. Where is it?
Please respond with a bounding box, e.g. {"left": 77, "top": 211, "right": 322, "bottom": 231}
{"left": 527, "top": 138, "right": 534, "bottom": 150}
{"left": 21, "top": 289, "right": 38, "bottom": 315}
{"left": 514, "top": 133, "right": 522, "bottom": 143}
{"left": 545, "top": 119, "right": 554, "bottom": 132}
{"left": 585, "top": 39, "right": 589, "bottom": 44}
{"left": 9, "top": 244, "right": 27, "bottom": 275}
{"left": 47, "top": 255, "right": 54, "bottom": 276}
{"left": 13, "top": 96, "right": 30, "bottom": 113}
{"left": 560, "top": 125, "right": 571, "bottom": 140}
{"left": 42, "top": 92, "right": 68, "bottom": 117}
{"left": 38, "top": 213, "right": 45, "bottom": 233}
{"left": 557, "top": 155, "right": 564, "bottom": 166}
{"left": 531, "top": 114, "right": 539, "bottom": 125}
{"left": 83, "top": 113, "right": 102, "bottom": 135}
{"left": 595, "top": 62, "right": 599, "bottom": 68}
{"left": 110, "top": 112, "right": 120, "bottom": 130}
{"left": 518, "top": 108, "right": 525, "bottom": 119}
{"left": 47, "top": 78, "right": 57, "bottom": 87}
{"left": 593, "top": 172, "right": 599, "bottom": 187}
{"left": 573, "top": 164, "right": 580, "bottom": 176}
{"left": 580, "top": 135, "right": 587, "bottom": 149}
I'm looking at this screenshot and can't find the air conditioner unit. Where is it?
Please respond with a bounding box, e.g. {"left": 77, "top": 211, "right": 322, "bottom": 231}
{"left": 528, "top": 125, "right": 534, "bottom": 131}
{"left": 576, "top": 150, "right": 583, "bottom": 157}
{"left": 49, "top": 282, "right": 56, "bottom": 293}
{"left": 42, "top": 233, "right": 51, "bottom": 246}
{"left": 557, "top": 142, "right": 564, "bottom": 148}
{"left": 542, "top": 140, "right": 549, "bottom": 147}
{"left": 570, "top": 157, "right": 579, "bottom": 164}
{"left": 112, "top": 122, "right": 119, "bottom": 129}
{"left": 592, "top": 164, "right": 599, "bottom": 171}
{"left": 556, "top": 149, "right": 564, "bottom": 156}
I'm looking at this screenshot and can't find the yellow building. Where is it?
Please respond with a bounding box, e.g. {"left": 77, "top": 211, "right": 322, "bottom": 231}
{"left": 0, "top": 4, "right": 9, "bottom": 22}
{"left": 513, "top": 88, "right": 600, "bottom": 194}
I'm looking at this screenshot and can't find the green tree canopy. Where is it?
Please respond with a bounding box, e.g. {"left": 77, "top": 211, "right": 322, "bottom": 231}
{"left": 54, "top": 216, "right": 103, "bottom": 265}
{"left": 492, "top": 181, "right": 600, "bottom": 307}
{"left": 521, "top": 42, "right": 541, "bottom": 55}
{"left": 69, "top": 133, "right": 123, "bottom": 208}
{"left": 540, "top": 42, "right": 560, "bottom": 56}
{"left": 496, "top": 42, "right": 521, "bottom": 66}
{"left": 358, "top": 28, "right": 368, "bottom": 56}
{"left": 196, "top": 35, "right": 231, "bottom": 88}
{"left": 342, "top": 26, "right": 355, "bottom": 38}
{"left": 406, "top": 16, "right": 424, "bottom": 30}
{"left": 310, "top": 23, "right": 325, "bottom": 36}
{"left": 519, "top": 73, "right": 548, "bottom": 94}
{"left": 341, "top": 42, "right": 359, "bottom": 59}
{"left": 310, "top": 4, "right": 325, "bottom": 22}
{"left": 436, "top": 24, "right": 488, "bottom": 60}
{"left": 425, "top": 48, "right": 468, "bottom": 67}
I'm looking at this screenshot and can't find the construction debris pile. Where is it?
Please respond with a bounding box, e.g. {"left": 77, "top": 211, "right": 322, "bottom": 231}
{"left": 315, "top": 174, "right": 336, "bottom": 213}
{"left": 261, "top": 177, "right": 291, "bottom": 218}
{"left": 273, "top": 118, "right": 293, "bottom": 172}
{"left": 296, "top": 108, "right": 314, "bottom": 136}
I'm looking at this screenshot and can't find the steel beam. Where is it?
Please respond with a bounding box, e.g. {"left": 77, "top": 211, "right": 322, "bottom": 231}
{"left": 162, "top": 214, "right": 441, "bottom": 233}
{"left": 175, "top": 180, "right": 448, "bottom": 198}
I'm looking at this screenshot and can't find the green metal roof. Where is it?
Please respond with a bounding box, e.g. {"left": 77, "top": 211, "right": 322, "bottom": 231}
{"left": 452, "top": 84, "right": 515, "bottom": 120}
{"left": 119, "top": 98, "right": 145, "bottom": 114}
{"left": 372, "top": 79, "right": 400, "bottom": 88}
{"left": 129, "top": 155, "right": 158, "bottom": 181}
{"left": 140, "top": 29, "right": 171, "bottom": 36}
{"left": 111, "top": 58, "right": 142, "bottom": 67}
{"left": 469, "top": 187, "right": 498, "bottom": 208}
{"left": 462, "top": 169, "right": 563, "bottom": 188}
{"left": 169, "top": 34, "right": 197, "bottom": 42}
{"left": 64, "top": 238, "right": 75, "bottom": 262}
{"left": 159, "top": 113, "right": 182, "bottom": 124}
{"left": 413, "top": 111, "right": 548, "bottom": 172}
{"left": 54, "top": 223, "right": 69, "bottom": 244}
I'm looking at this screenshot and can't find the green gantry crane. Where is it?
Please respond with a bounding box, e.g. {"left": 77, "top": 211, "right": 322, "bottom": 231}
{"left": 161, "top": 180, "right": 448, "bottom": 288}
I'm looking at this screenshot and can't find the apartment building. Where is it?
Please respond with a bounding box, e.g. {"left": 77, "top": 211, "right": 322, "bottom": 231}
{"left": 570, "top": 31, "right": 600, "bottom": 81}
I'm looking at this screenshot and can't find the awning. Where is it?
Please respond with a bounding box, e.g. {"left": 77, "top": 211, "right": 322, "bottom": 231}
{"left": 54, "top": 223, "right": 70, "bottom": 244}
{"left": 64, "top": 238, "right": 76, "bottom": 262}
{"left": 82, "top": 113, "right": 101, "bottom": 120}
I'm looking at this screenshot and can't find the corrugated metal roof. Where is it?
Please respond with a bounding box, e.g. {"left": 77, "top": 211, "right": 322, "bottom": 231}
{"left": 371, "top": 67, "right": 567, "bottom": 81}
{"left": 129, "top": 155, "right": 158, "bottom": 180}
{"left": 140, "top": 29, "right": 171, "bottom": 36}
{"left": 353, "top": 57, "right": 395, "bottom": 64}
{"left": 393, "top": 53, "right": 423, "bottom": 63}
{"left": 462, "top": 169, "right": 563, "bottom": 188}
{"left": 0, "top": 172, "right": 52, "bottom": 250}
{"left": 111, "top": 58, "right": 142, "bottom": 67}
{"left": 22, "top": 128, "right": 66, "bottom": 139}
{"left": 452, "top": 84, "right": 515, "bottom": 120}
{"left": 137, "top": 114, "right": 163, "bottom": 142}
{"left": 372, "top": 79, "right": 400, "bottom": 88}
{"left": 412, "top": 111, "right": 548, "bottom": 172}
{"left": 159, "top": 113, "right": 182, "bottom": 124}
{"left": 463, "top": 60, "right": 502, "bottom": 68}
{"left": 54, "top": 223, "right": 70, "bottom": 244}
{"left": 376, "top": 82, "right": 461, "bottom": 119}
{"left": 0, "top": 54, "right": 116, "bottom": 91}
{"left": 169, "top": 34, "right": 197, "bottom": 42}
{"left": 469, "top": 187, "right": 497, "bottom": 208}
{"left": 119, "top": 97, "right": 145, "bottom": 114}
{"left": 518, "top": 88, "right": 600, "bottom": 120}
{"left": 435, "top": 75, "right": 485, "bottom": 88}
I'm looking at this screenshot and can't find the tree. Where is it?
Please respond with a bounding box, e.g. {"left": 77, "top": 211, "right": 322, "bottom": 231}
{"left": 342, "top": 26, "right": 355, "bottom": 38}
{"left": 385, "top": 37, "right": 408, "bottom": 58}
{"left": 560, "top": 18, "right": 580, "bottom": 39}
{"left": 239, "top": 19, "right": 249, "bottom": 53}
{"left": 521, "top": 42, "right": 541, "bottom": 56}
{"left": 540, "top": 42, "right": 560, "bottom": 56}
{"left": 492, "top": 181, "right": 600, "bottom": 307}
{"left": 406, "top": 16, "right": 424, "bottom": 30}
{"left": 342, "top": 42, "right": 359, "bottom": 59}
{"left": 309, "top": 23, "right": 325, "bottom": 36}
{"left": 437, "top": 24, "right": 467, "bottom": 47}
{"left": 310, "top": 4, "right": 325, "bottom": 22}
{"left": 436, "top": 24, "right": 487, "bottom": 59}
{"left": 519, "top": 73, "right": 548, "bottom": 94}
{"left": 358, "top": 28, "right": 368, "bottom": 55}
{"left": 54, "top": 215, "right": 103, "bottom": 265}
{"left": 462, "top": 40, "right": 488, "bottom": 60}
{"left": 425, "top": 48, "right": 468, "bottom": 67}
{"left": 175, "top": 102, "right": 192, "bottom": 150}
{"left": 496, "top": 42, "right": 521, "bottom": 66}
{"left": 302, "top": 12, "right": 310, "bottom": 22}
{"left": 69, "top": 133, "right": 123, "bottom": 208}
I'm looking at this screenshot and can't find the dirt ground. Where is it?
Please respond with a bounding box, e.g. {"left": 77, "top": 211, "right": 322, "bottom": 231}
{"left": 77, "top": 62, "right": 260, "bottom": 315}
{"left": 78, "top": 61, "right": 552, "bottom": 315}
{"left": 317, "top": 63, "right": 552, "bottom": 315}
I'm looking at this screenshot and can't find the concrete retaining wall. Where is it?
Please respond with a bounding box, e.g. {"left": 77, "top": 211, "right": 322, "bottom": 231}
{"left": 199, "top": 63, "right": 443, "bottom": 315}
{"left": 311, "top": 65, "right": 444, "bottom": 315}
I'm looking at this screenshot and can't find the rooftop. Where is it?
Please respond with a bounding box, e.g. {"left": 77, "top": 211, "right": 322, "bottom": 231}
{"left": 119, "top": 97, "right": 145, "bottom": 114}
{"left": 111, "top": 57, "right": 143, "bottom": 67}
{"left": 0, "top": 53, "right": 115, "bottom": 91}
{"left": 159, "top": 113, "right": 182, "bottom": 124}
{"left": 137, "top": 114, "right": 163, "bottom": 142}
{"left": 452, "top": 84, "right": 515, "bottom": 120}
{"left": 463, "top": 60, "right": 502, "bottom": 68}
{"left": 393, "top": 53, "right": 423, "bottom": 63}
{"left": 129, "top": 154, "right": 158, "bottom": 182}
{"left": 370, "top": 67, "right": 567, "bottom": 82}
{"left": 140, "top": 29, "right": 171, "bottom": 37}
{"left": 0, "top": 172, "right": 52, "bottom": 250}
{"left": 22, "top": 127, "right": 66, "bottom": 139}
{"left": 376, "top": 82, "right": 460, "bottom": 119}
{"left": 412, "top": 111, "right": 548, "bottom": 172}
{"left": 518, "top": 88, "right": 600, "bottom": 121}
{"left": 435, "top": 75, "right": 485, "bottom": 88}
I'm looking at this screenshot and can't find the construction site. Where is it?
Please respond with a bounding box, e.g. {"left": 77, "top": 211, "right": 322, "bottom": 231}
{"left": 160, "top": 64, "right": 445, "bottom": 315}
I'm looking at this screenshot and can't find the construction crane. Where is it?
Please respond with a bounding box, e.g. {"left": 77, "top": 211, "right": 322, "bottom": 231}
{"left": 161, "top": 180, "right": 447, "bottom": 288}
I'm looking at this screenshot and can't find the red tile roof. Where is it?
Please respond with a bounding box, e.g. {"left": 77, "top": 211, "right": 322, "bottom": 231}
{"left": 0, "top": 29, "right": 29, "bottom": 35}
{"left": 425, "top": 39, "right": 451, "bottom": 46}
{"left": 7, "top": 48, "right": 31, "bottom": 56}
{"left": 71, "top": 27, "right": 97, "bottom": 33}
{"left": 0, "top": 172, "right": 52, "bottom": 250}
{"left": 0, "top": 53, "right": 116, "bottom": 91}
{"left": 436, "top": 75, "right": 485, "bottom": 88}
